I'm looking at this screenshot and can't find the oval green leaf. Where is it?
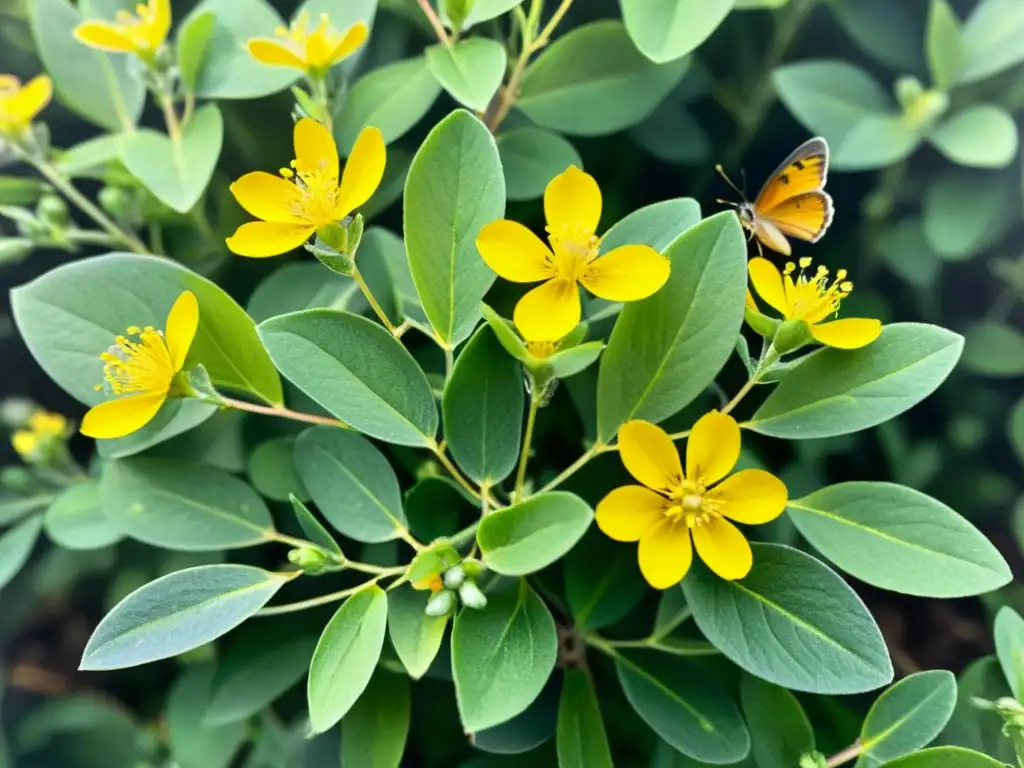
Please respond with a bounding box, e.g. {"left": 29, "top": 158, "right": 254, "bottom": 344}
{"left": 426, "top": 38, "right": 507, "bottom": 111}
{"left": 962, "top": 320, "right": 1024, "bottom": 376}
{"left": 600, "top": 197, "right": 703, "bottom": 255}
{"left": 341, "top": 669, "right": 411, "bottom": 768}
{"left": 166, "top": 664, "right": 247, "bottom": 768}
{"left": 387, "top": 585, "right": 449, "bottom": 679}
{"left": 925, "top": 0, "right": 963, "bottom": 91}
{"left": 922, "top": 169, "right": 1017, "bottom": 262}
{"left": 289, "top": 494, "right": 343, "bottom": 558}
{"left": 622, "top": 0, "right": 734, "bottom": 63}
{"left": 682, "top": 543, "right": 893, "bottom": 695}
{"left": 80, "top": 565, "right": 288, "bottom": 670}
{"left": 497, "top": 128, "right": 582, "bottom": 201}
{"left": 556, "top": 668, "right": 613, "bottom": 768}
{"left": 740, "top": 674, "right": 815, "bottom": 768}
{"left": 44, "top": 482, "right": 123, "bottom": 551}
{"left": 994, "top": 607, "right": 1024, "bottom": 700}
{"left": 880, "top": 746, "right": 1005, "bottom": 768}
{"left": 564, "top": 531, "right": 646, "bottom": 630}
{"left": 958, "top": 0, "right": 1024, "bottom": 84}
{"left": 247, "top": 262, "right": 357, "bottom": 324}
{"left": 930, "top": 105, "right": 1019, "bottom": 168}
{"left": 0, "top": 514, "right": 44, "bottom": 591}
{"left": 247, "top": 437, "right": 307, "bottom": 502}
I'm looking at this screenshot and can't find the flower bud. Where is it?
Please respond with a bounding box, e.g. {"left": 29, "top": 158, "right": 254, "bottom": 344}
{"left": 461, "top": 558, "right": 485, "bottom": 580}
{"left": 0, "top": 466, "right": 34, "bottom": 492}
{"left": 288, "top": 547, "right": 329, "bottom": 573}
{"left": 772, "top": 318, "right": 813, "bottom": 354}
{"left": 36, "top": 194, "right": 69, "bottom": 227}
{"left": 443, "top": 0, "right": 475, "bottom": 30}
{"left": 98, "top": 186, "right": 132, "bottom": 221}
{"left": 443, "top": 564, "right": 465, "bottom": 589}
{"left": 458, "top": 581, "right": 487, "bottom": 610}
{"left": 425, "top": 589, "right": 456, "bottom": 617}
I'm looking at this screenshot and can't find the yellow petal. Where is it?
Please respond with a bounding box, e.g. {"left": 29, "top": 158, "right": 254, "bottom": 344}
{"left": 810, "top": 318, "right": 882, "bottom": 349}
{"left": 0, "top": 75, "right": 18, "bottom": 90}
{"left": 294, "top": 117, "right": 339, "bottom": 180}
{"left": 685, "top": 410, "right": 740, "bottom": 486}
{"left": 579, "top": 244, "right": 670, "bottom": 302}
{"left": 226, "top": 221, "right": 314, "bottom": 258}
{"left": 165, "top": 291, "right": 199, "bottom": 373}
{"left": 229, "top": 171, "right": 305, "bottom": 223}
{"left": 476, "top": 220, "right": 555, "bottom": 283}
{"left": 638, "top": 518, "right": 693, "bottom": 589}
{"left": 9, "top": 75, "right": 52, "bottom": 123}
{"left": 617, "top": 420, "right": 682, "bottom": 493}
{"left": 148, "top": 0, "right": 172, "bottom": 50}
{"left": 247, "top": 38, "right": 306, "bottom": 69}
{"left": 544, "top": 166, "right": 601, "bottom": 241}
{"left": 329, "top": 21, "right": 369, "bottom": 65}
{"left": 513, "top": 277, "right": 580, "bottom": 342}
{"left": 80, "top": 392, "right": 167, "bottom": 439}
{"left": 692, "top": 517, "right": 752, "bottom": 580}
{"left": 335, "top": 126, "right": 386, "bottom": 219}
{"left": 708, "top": 469, "right": 787, "bottom": 525}
{"left": 745, "top": 289, "right": 758, "bottom": 312}
{"left": 305, "top": 18, "right": 332, "bottom": 70}
{"left": 748, "top": 257, "right": 789, "bottom": 317}
{"left": 73, "top": 21, "right": 137, "bottom": 52}
{"left": 596, "top": 485, "right": 667, "bottom": 542}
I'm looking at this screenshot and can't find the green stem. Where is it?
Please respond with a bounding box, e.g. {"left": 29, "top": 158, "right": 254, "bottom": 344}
{"left": 824, "top": 742, "right": 863, "bottom": 768}
{"left": 255, "top": 574, "right": 396, "bottom": 616}
{"left": 352, "top": 267, "right": 397, "bottom": 333}
{"left": 443, "top": 345, "right": 455, "bottom": 380}
{"left": 722, "top": 344, "right": 780, "bottom": 418}
{"left": 429, "top": 440, "right": 483, "bottom": 501}
{"left": 537, "top": 441, "right": 609, "bottom": 494}
{"left": 515, "top": 387, "right": 541, "bottom": 502}
{"left": 217, "top": 395, "right": 346, "bottom": 428}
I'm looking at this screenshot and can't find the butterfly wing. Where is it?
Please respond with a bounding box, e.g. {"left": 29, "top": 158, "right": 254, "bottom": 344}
{"left": 753, "top": 137, "right": 829, "bottom": 216}
{"left": 760, "top": 191, "right": 834, "bottom": 244}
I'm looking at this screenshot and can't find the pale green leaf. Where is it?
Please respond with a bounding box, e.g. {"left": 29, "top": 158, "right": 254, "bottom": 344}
{"left": 426, "top": 38, "right": 507, "bottom": 111}
{"left": 962, "top": 321, "right": 1024, "bottom": 377}
{"left": 44, "top": 482, "right": 123, "bottom": 551}
{"left": 880, "top": 747, "right": 1005, "bottom": 767}
{"left": 621, "top": 0, "right": 734, "bottom": 63}
{"left": 740, "top": 675, "right": 815, "bottom": 768}
{"left": 929, "top": 105, "right": 1019, "bottom": 168}
{"left": 341, "top": 670, "right": 411, "bottom": 768}
{"left": 556, "top": 668, "right": 613, "bottom": 768}
{"left": 958, "top": 0, "right": 1024, "bottom": 84}
{"left": 994, "top": 607, "right": 1024, "bottom": 700}
{"left": 387, "top": 585, "right": 448, "bottom": 679}
{"left": 0, "top": 514, "right": 44, "bottom": 591}
{"left": 167, "top": 664, "right": 247, "bottom": 768}
{"left": 926, "top": 0, "right": 963, "bottom": 91}
{"left": 497, "top": 128, "right": 582, "bottom": 202}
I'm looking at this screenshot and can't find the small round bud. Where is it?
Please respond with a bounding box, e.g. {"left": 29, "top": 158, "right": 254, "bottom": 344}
{"left": 425, "top": 589, "right": 456, "bottom": 617}
{"left": 37, "top": 194, "right": 69, "bottom": 226}
{"left": 461, "top": 559, "right": 486, "bottom": 580}
{"left": 98, "top": 186, "right": 131, "bottom": 219}
{"left": 287, "top": 547, "right": 328, "bottom": 573}
{"left": 443, "top": 564, "right": 465, "bottom": 589}
{"left": 0, "top": 466, "right": 34, "bottom": 492}
{"left": 458, "top": 581, "right": 487, "bottom": 610}
{"left": 894, "top": 76, "right": 924, "bottom": 109}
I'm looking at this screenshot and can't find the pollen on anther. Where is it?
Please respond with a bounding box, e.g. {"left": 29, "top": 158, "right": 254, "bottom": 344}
{"left": 798, "top": 256, "right": 812, "bottom": 269}
{"left": 784, "top": 262, "right": 796, "bottom": 274}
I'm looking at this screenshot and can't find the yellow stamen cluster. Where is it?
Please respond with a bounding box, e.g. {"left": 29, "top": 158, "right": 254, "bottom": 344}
{"left": 547, "top": 232, "right": 600, "bottom": 281}
{"left": 281, "top": 158, "right": 339, "bottom": 226}
{"left": 98, "top": 326, "right": 173, "bottom": 396}
{"left": 526, "top": 340, "right": 559, "bottom": 360}
{"left": 783, "top": 256, "right": 853, "bottom": 323}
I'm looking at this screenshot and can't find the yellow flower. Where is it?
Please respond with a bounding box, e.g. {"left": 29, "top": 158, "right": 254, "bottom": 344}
{"left": 12, "top": 409, "right": 68, "bottom": 460}
{"left": 0, "top": 74, "right": 52, "bottom": 136}
{"left": 412, "top": 574, "right": 444, "bottom": 592}
{"left": 73, "top": 0, "right": 171, "bottom": 62}
{"left": 80, "top": 291, "right": 198, "bottom": 440}
{"left": 748, "top": 256, "right": 882, "bottom": 350}
{"left": 596, "top": 412, "right": 787, "bottom": 589}
{"left": 247, "top": 11, "right": 368, "bottom": 77}
{"left": 225, "top": 118, "right": 386, "bottom": 258}
{"left": 476, "top": 167, "right": 671, "bottom": 342}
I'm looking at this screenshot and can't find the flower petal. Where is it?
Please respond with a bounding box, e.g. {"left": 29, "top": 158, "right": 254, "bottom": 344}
{"left": 708, "top": 469, "right": 787, "bottom": 525}
{"left": 745, "top": 289, "right": 758, "bottom": 312}
{"left": 294, "top": 117, "right": 339, "bottom": 180}
{"left": 748, "top": 257, "right": 789, "bottom": 317}
{"left": 247, "top": 38, "right": 306, "bottom": 69}
{"left": 148, "top": 0, "right": 172, "bottom": 50}
{"left": 226, "top": 221, "right": 314, "bottom": 258}
{"left": 9, "top": 75, "right": 52, "bottom": 124}
{"left": 513, "top": 277, "right": 581, "bottom": 342}
{"left": 810, "top": 318, "right": 882, "bottom": 350}
{"left": 579, "top": 244, "right": 670, "bottom": 301}
{"left": 165, "top": 291, "right": 199, "bottom": 373}
{"left": 229, "top": 171, "right": 305, "bottom": 223}
{"left": 476, "top": 220, "right": 555, "bottom": 283}
{"left": 335, "top": 126, "right": 386, "bottom": 218}
{"left": 329, "top": 21, "right": 369, "bottom": 65}
{"left": 544, "top": 166, "right": 601, "bottom": 241}
{"left": 80, "top": 392, "right": 167, "bottom": 439}
{"left": 692, "top": 517, "right": 752, "bottom": 580}
{"left": 73, "top": 21, "right": 137, "bottom": 52}
{"left": 617, "top": 420, "right": 682, "bottom": 493}
{"left": 638, "top": 518, "right": 693, "bottom": 589}
{"left": 596, "top": 485, "right": 667, "bottom": 542}
{"left": 686, "top": 410, "right": 740, "bottom": 486}
{"left": 305, "top": 16, "right": 332, "bottom": 69}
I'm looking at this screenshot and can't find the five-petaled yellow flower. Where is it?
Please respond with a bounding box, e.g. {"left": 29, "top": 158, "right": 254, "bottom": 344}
{"left": 73, "top": 0, "right": 171, "bottom": 63}
{"left": 226, "top": 118, "right": 385, "bottom": 258}
{"left": 0, "top": 74, "right": 52, "bottom": 137}
{"left": 476, "top": 167, "right": 671, "bottom": 342}
{"left": 597, "top": 412, "right": 787, "bottom": 589}
{"left": 81, "top": 291, "right": 198, "bottom": 440}
{"left": 247, "top": 11, "right": 368, "bottom": 78}
{"left": 12, "top": 410, "right": 68, "bottom": 460}
{"left": 748, "top": 256, "right": 882, "bottom": 350}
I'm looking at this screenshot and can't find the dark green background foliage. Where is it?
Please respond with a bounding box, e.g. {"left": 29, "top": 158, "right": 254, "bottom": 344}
{"left": 0, "top": 0, "right": 1022, "bottom": 766}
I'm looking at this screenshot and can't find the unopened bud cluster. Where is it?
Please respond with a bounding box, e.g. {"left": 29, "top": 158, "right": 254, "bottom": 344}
{"left": 412, "top": 549, "right": 488, "bottom": 616}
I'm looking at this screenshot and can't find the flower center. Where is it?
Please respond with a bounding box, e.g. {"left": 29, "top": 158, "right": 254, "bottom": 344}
{"left": 665, "top": 480, "right": 719, "bottom": 528}
{"left": 526, "top": 340, "right": 559, "bottom": 359}
{"left": 97, "top": 325, "right": 174, "bottom": 397}
{"left": 547, "top": 233, "right": 598, "bottom": 281}
{"left": 281, "top": 161, "right": 339, "bottom": 226}
{"left": 114, "top": 3, "right": 163, "bottom": 52}
{"left": 784, "top": 257, "right": 853, "bottom": 324}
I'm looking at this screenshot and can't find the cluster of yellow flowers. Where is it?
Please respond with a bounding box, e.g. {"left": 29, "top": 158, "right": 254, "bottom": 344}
{"left": 11, "top": 410, "right": 68, "bottom": 461}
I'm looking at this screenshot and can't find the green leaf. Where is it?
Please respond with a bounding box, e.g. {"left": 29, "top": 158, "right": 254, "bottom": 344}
{"left": 101, "top": 458, "right": 274, "bottom": 551}
{"left": 289, "top": 495, "right": 343, "bottom": 558}
{"left": 183, "top": 0, "right": 297, "bottom": 99}
{"left": 293, "top": 426, "right": 407, "bottom": 543}
{"left": 452, "top": 581, "right": 557, "bottom": 732}
{"left": 880, "top": 747, "right": 1005, "bottom": 767}
{"left": 518, "top": 20, "right": 689, "bottom": 136}
{"left": 426, "top": 38, "right": 507, "bottom": 112}
{"left": 621, "top": 0, "right": 734, "bottom": 63}
{"left": 855, "top": 670, "right": 957, "bottom": 767}
{"left": 27, "top": 0, "right": 144, "bottom": 131}
{"left": 387, "top": 585, "right": 448, "bottom": 679}
{"left": 683, "top": 543, "right": 893, "bottom": 695}
{"left": 597, "top": 211, "right": 746, "bottom": 442}
{"left": 497, "top": 128, "right": 582, "bottom": 202}
{"left": 458, "top": 0, "right": 523, "bottom": 28}
{"left": 363, "top": 226, "right": 430, "bottom": 328}
{"left": 926, "top": 0, "right": 963, "bottom": 91}
{"left": 615, "top": 649, "right": 750, "bottom": 763}
{"left": 471, "top": 681, "right": 559, "bottom": 754}
{"left": 556, "top": 668, "right": 613, "bottom": 768}
{"left": 549, "top": 342, "right": 605, "bottom": 379}
{"left": 404, "top": 109, "right": 505, "bottom": 347}
{"left": 829, "top": 0, "right": 926, "bottom": 74}
{"left": 958, "top": 0, "right": 1024, "bottom": 84}
{"left": 962, "top": 321, "right": 1024, "bottom": 377}
{"left": 631, "top": 102, "right": 712, "bottom": 166}
{"left": 15, "top": 695, "right": 143, "bottom": 768}
{"left": 994, "top": 607, "right": 1024, "bottom": 700}
{"left": 247, "top": 437, "right": 307, "bottom": 503}
{"left": 564, "top": 532, "right": 646, "bottom": 630}
{"left": 1010, "top": 397, "right": 1024, "bottom": 467}
{"left": 307, "top": 585, "right": 388, "bottom": 733}
{"left": 341, "top": 669, "right": 411, "bottom": 768}
{"left": 80, "top": 565, "right": 288, "bottom": 670}
{"left": 748, "top": 323, "right": 963, "bottom": 439}
{"left": 95, "top": 400, "right": 220, "bottom": 461}
{"left": 120, "top": 104, "right": 223, "bottom": 213}
{"left": 600, "top": 198, "right": 703, "bottom": 255}
{"left": 929, "top": 105, "right": 1019, "bottom": 168}
{"left": 55, "top": 134, "right": 123, "bottom": 178}
{"left": 335, "top": 57, "right": 442, "bottom": 155}
{"left": 247, "top": 262, "right": 358, "bottom": 324}
{"left": 0, "top": 176, "right": 47, "bottom": 205}
{"left": 942, "top": 656, "right": 1015, "bottom": 761}
{"left": 205, "top": 627, "right": 317, "bottom": 726}
{"left": 257, "top": 309, "right": 438, "bottom": 445}
{"left": 443, "top": 326, "right": 524, "bottom": 485}
{"left": 922, "top": 168, "right": 1017, "bottom": 261}
{"left": 477, "top": 492, "right": 594, "bottom": 576}
{"left": 405, "top": 476, "right": 469, "bottom": 542}
{"left": 167, "top": 664, "right": 247, "bottom": 768}
{"left": 740, "top": 675, "right": 814, "bottom": 768}
{"left": 12, "top": 252, "right": 283, "bottom": 408}
{"left": 0, "top": 514, "right": 43, "bottom": 591}
{"left": 176, "top": 10, "right": 216, "bottom": 94}
{"left": 787, "top": 482, "right": 1010, "bottom": 598}
{"left": 44, "top": 482, "right": 123, "bottom": 551}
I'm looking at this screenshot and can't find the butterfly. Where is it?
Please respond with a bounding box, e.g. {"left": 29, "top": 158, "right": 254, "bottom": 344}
{"left": 716, "top": 137, "right": 834, "bottom": 257}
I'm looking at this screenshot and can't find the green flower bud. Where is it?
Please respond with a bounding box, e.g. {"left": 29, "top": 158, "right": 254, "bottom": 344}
{"left": 743, "top": 306, "right": 780, "bottom": 340}
{"left": 36, "top": 194, "right": 69, "bottom": 227}
{"left": 461, "top": 558, "right": 486, "bottom": 580}
{"left": 798, "top": 753, "right": 827, "bottom": 768}
{"left": 98, "top": 186, "right": 132, "bottom": 220}
{"left": 425, "top": 589, "right": 456, "bottom": 617}
{"left": 0, "top": 465, "right": 34, "bottom": 492}
{"left": 443, "top": 0, "right": 475, "bottom": 30}
{"left": 772, "top": 317, "right": 813, "bottom": 354}
{"left": 458, "top": 581, "right": 487, "bottom": 610}
{"left": 443, "top": 564, "right": 465, "bottom": 589}
{"left": 894, "top": 76, "right": 924, "bottom": 110}
{"left": 288, "top": 547, "right": 329, "bottom": 573}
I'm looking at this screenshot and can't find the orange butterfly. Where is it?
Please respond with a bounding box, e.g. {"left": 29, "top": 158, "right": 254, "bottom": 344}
{"left": 717, "top": 137, "right": 834, "bottom": 257}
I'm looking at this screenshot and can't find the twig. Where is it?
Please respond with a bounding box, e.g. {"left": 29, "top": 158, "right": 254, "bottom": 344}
{"left": 416, "top": 0, "right": 450, "bottom": 44}
{"left": 217, "top": 395, "right": 346, "bottom": 428}
{"left": 825, "top": 741, "right": 863, "bottom": 768}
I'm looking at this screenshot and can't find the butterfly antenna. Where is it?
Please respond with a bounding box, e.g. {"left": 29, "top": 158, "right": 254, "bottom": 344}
{"left": 715, "top": 164, "right": 746, "bottom": 200}
{"left": 740, "top": 168, "right": 749, "bottom": 197}
{"left": 716, "top": 198, "right": 740, "bottom": 209}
